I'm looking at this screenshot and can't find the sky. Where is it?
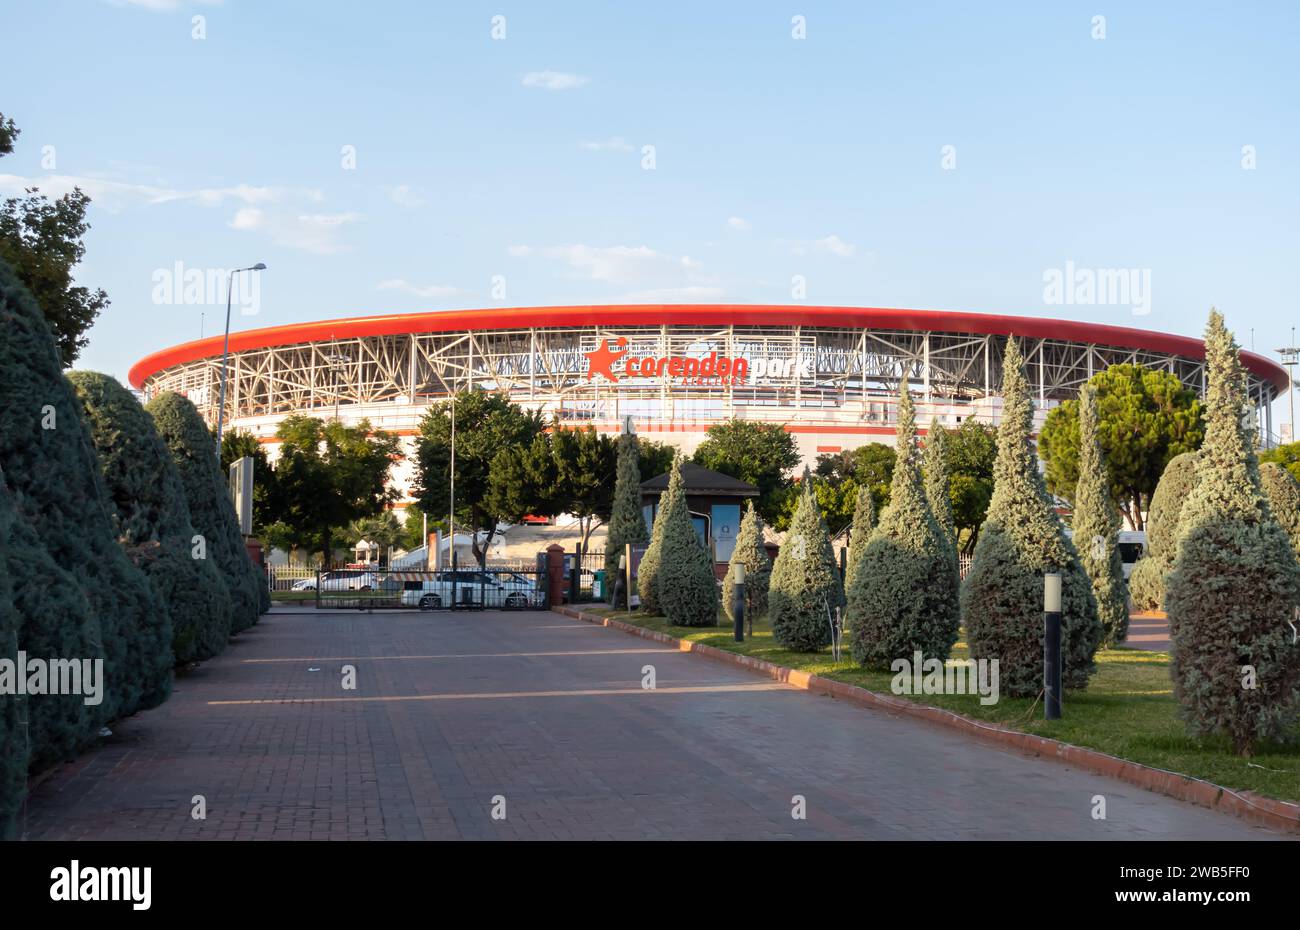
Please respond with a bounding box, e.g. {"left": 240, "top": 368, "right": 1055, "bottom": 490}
{"left": 2, "top": 1, "right": 1298, "bottom": 417}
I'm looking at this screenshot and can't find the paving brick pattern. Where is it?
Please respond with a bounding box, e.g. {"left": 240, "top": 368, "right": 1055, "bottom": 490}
{"left": 19, "top": 609, "right": 1280, "bottom": 840}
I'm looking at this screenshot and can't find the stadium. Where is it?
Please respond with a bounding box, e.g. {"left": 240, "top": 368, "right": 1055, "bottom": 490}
{"left": 129, "top": 304, "right": 1290, "bottom": 515}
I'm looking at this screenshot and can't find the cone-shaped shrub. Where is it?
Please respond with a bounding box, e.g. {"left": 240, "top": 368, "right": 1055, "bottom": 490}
{"left": 636, "top": 454, "right": 682, "bottom": 614}
{"left": 962, "top": 339, "right": 1102, "bottom": 696}
{"left": 147, "top": 392, "right": 261, "bottom": 633}
{"left": 1074, "top": 384, "right": 1129, "bottom": 645}
{"left": 654, "top": 459, "right": 720, "bottom": 627}
{"left": 1166, "top": 311, "right": 1300, "bottom": 755}
{"left": 0, "top": 257, "right": 169, "bottom": 723}
{"left": 849, "top": 386, "right": 960, "bottom": 667}
{"left": 605, "top": 431, "right": 649, "bottom": 607}
{"left": 1134, "top": 450, "right": 1200, "bottom": 611}
{"left": 1260, "top": 462, "right": 1300, "bottom": 559}
{"left": 769, "top": 467, "right": 843, "bottom": 651}
{"left": 723, "top": 501, "right": 772, "bottom": 624}
{"left": 0, "top": 471, "right": 28, "bottom": 841}
{"left": 68, "top": 372, "right": 233, "bottom": 663}
{"left": 923, "top": 424, "right": 956, "bottom": 546}
{"left": 843, "top": 485, "right": 876, "bottom": 598}
{"left": 1127, "top": 555, "right": 1165, "bottom": 611}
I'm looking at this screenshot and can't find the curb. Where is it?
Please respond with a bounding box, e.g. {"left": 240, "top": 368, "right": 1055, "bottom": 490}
{"left": 553, "top": 605, "right": 1300, "bottom": 836}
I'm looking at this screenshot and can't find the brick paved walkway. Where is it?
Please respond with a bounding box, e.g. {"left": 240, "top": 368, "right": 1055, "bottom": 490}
{"left": 19, "top": 609, "right": 1280, "bottom": 840}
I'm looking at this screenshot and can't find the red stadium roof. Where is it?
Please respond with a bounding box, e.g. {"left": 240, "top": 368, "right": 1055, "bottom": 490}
{"left": 128, "top": 304, "right": 1289, "bottom": 394}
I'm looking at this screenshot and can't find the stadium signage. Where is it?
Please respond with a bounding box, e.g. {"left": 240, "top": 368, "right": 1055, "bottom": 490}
{"left": 584, "top": 337, "right": 811, "bottom": 385}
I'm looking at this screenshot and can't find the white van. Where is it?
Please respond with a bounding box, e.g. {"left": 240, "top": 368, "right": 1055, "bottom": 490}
{"left": 1064, "top": 529, "right": 1147, "bottom": 579}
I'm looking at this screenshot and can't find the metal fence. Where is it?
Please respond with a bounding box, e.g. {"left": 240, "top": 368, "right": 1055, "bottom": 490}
{"left": 266, "top": 565, "right": 317, "bottom": 592}
{"left": 311, "top": 567, "right": 549, "bottom": 611}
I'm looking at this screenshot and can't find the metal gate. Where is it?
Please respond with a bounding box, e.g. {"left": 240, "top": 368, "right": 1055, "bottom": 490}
{"left": 313, "top": 567, "right": 549, "bottom": 611}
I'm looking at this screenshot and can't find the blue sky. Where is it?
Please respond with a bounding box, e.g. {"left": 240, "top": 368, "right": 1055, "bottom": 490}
{"left": 3, "top": 0, "right": 1298, "bottom": 407}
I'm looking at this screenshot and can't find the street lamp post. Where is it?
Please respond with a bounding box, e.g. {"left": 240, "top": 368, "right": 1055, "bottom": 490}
{"left": 214, "top": 263, "right": 266, "bottom": 457}
{"left": 1277, "top": 329, "right": 1298, "bottom": 446}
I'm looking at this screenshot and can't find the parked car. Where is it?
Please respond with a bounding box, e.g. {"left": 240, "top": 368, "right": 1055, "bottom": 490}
{"left": 292, "top": 569, "right": 380, "bottom": 592}
{"left": 1063, "top": 529, "right": 1146, "bottom": 579}
{"left": 401, "top": 570, "right": 539, "bottom": 609}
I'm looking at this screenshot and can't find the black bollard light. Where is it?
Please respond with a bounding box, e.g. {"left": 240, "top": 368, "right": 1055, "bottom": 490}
{"left": 1044, "top": 572, "right": 1062, "bottom": 720}
{"left": 733, "top": 563, "right": 745, "bottom": 642}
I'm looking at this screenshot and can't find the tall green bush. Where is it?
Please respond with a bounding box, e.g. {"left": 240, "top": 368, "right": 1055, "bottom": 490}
{"left": 635, "top": 453, "right": 682, "bottom": 614}
{"left": 923, "top": 424, "right": 956, "bottom": 545}
{"left": 962, "top": 338, "right": 1102, "bottom": 696}
{"left": 1260, "top": 462, "right": 1300, "bottom": 559}
{"left": 769, "top": 468, "right": 843, "bottom": 651}
{"left": 0, "top": 470, "right": 28, "bottom": 841}
{"left": 1135, "top": 450, "right": 1200, "bottom": 611}
{"left": 654, "top": 458, "right": 720, "bottom": 627}
{"left": 849, "top": 386, "right": 960, "bottom": 667}
{"left": 605, "top": 431, "right": 649, "bottom": 607}
{"left": 1127, "top": 556, "right": 1164, "bottom": 612}
{"left": 1166, "top": 311, "right": 1300, "bottom": 754}
{"left": 1074, "top": 384, "right": 1129, "bottom": 645}
{"left": 68, "top": 372, "right": 233, "bottom": 663}
{"left": 0, "top": 257, "right": 169, "bottom": 723}
{"left": 843, "top": 485, "right": 876, "bottom": 598}
{"left": 723, "top": 501, "right": 772, "bottom": 624}
{"left": 147, "top": 392, "right": 262, "bottom": 633}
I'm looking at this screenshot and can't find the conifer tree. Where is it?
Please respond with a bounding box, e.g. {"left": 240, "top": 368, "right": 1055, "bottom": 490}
{"left": 962, "top": 339, "right": 1102, "bottom": 696}
{"left": 849, "top": 385, "right": 960, "bottom": 666}
{"left": 68, "top": 372, "right": 233, "bottom": 663}
{"left": 636, "top": 453, "right": 683, "bottom": 613}
{"left": 655, "top": 459, "right": 721, "bottom": 627}
{"left": 769, "top": 467, "right": 843, "bottom": 651}
{"left": 1074, "top": 384, "right": 1129, "bottom": 645}
{"left": 605, "top": 430, "right": 650, "bottom": 607}
{"left": 0, "top": 257, "right": 169, "bottom": 723}
{"left": 0, "top": 470, "right": 28, "bottom": 841}
{"left": 843, "top": 485, "right": 876, "bottom": 598}
{"left": 723, "top": 500, "right": 772, "bottom": 625}
{"left": 923, "top": 424, "right": 956, "bottom": 544}
{"left": 1259, "top": 462, "right": 1300, "bottom": 560}
{"left": 1166, "top": 311, "right": 1300, "bottom": 754}
{"left": 148, "top": 392, "right": 262, "bottom": 633}
{"left": 1131, "top": 450, "right": 1200, "bottom": 610}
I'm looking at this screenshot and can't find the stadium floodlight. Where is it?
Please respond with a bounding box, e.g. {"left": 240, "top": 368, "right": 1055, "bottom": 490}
{"left": 1277, "top": 328, "right": 1299, "bottom": 444}
{"left": 214, "top": 263, "right": 267, "bottom": 457}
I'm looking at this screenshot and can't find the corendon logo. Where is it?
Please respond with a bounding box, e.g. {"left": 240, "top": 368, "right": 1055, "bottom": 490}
{"left": 584, "top": 338, "right": 750, "bottom": 385}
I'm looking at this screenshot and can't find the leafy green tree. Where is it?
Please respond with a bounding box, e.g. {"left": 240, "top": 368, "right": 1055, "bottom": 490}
{"left": 962, "top": 338, "right": 1102, "bottom": 696}
{"left": 693, "top": 420, "right": 800, "bottom": 524}
{"left": 148, "top": 392, "right": 263, "bottom": 632}
{"left": 637, "top": 438, "right": 677, "bottom": 482}
{"left": 1074, "top": 384, "right": 1129, "bottom": 645}
{"left": 723, "top": 500, "right": 772, "bottom": 625}
{"left": 849, "top": 386, "right": 960, "bottom": 668}
{"left": 1259, "top": 441, "right": 1300, "bottom": 484}
{"left": 604, "top": 431, "right": 650, "bottom": 606}
{"left": 815, "top": 443, "right": 895, "bottom": 512}
{"left": 69, "top": 372, "right": 232, "bottom": 663}
{"left": 769, "top": 467, "right": 843, "bottom": 651}
{"left": 654, "top": 458, "right": 720, "bottom": 627}
{"left": 551, "top": 425, "right": 616, "bottom": 552}
{"left": 346, "top": 512, "right": 404, "bottom": 565}
{"left": 413, "top": 390, "right": 546, "bottom": 566}
{"left": 1039, "top": 364, "right": 1205, "bottom": 529}
{"left": 0, "top": 115, "right": 108, "bottom": 366}
{"left": 272, "top": 415, "right": 401, "bottom": 565}
{"left": 637, "top": 454, "right": 682, "bottom": 614}
{"left": 0, "top": 257, "right": 169, "bottom": 724}
{"left": 485, "top": 434, "right": 557, "bottom": 525}
{"left": 398, "top": 504, "right": 428, "bottom": 553}
{"left": 1166, "top": 311, "right": 1300, "bottom": 755}
{"left": 944, "top": 420, "right": 997, "bottom": 555}
{"left": 0, "top": 469, "right": 28, "bottom": 841}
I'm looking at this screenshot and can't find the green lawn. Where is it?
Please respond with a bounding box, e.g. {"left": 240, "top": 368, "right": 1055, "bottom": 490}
{"left": 270, "top": 589, "right": 317, "bottom": 603}
{"left": 581, "top": 605, "right": 1300, "bottom": 804}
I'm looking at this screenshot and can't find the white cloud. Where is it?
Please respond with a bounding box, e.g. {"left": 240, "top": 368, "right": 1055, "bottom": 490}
{"left": 377, "top": 279, "right": 462, "bottom": 299}
{"left": 521, "top": 71, "right": 589, "bottom": 91}
{"left": 0, "top": 173, "right": 320, "bottom": 212}
{"left": 225, "top": 209, "right": 360, "bottom": 254}
{"left": 105, "top": 0, "right": 222, "bottom": 10}
{"left": 509, "top": 242, "right": 718, "bottom": 295}
{"left": 228, "top": 207, "right": 263, "bottom": 230}
{"left": 386, "top": 184, "right": 426, "bottom": 208}
{"left": 726, "top": 216, "right": 751, "bottom": 231}
{"left": 580, "top": 137, "right": 633, "bottom": 152}
{"left": 793, "top": 234, "right": 857, "bottom": 257}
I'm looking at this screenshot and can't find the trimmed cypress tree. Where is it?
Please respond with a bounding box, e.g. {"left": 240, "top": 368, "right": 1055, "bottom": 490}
{"left": 1074, "top": 384, "right": 1129, "bottom": 645}
{"left": 0, "top": 257, "right": 169, "bottom": 723}
{"left": 68, "top": 372, "right": 233, "bottom": 663}
{"left": 147, "top": 392, "right": 262, "bottom": 633}
{"left": 1166, "top": 311, "right": 1300, "bottom": 755}
{"left": 636, "top": 453, "right": 681, "bottom": 614}
{"left": 923, "top": 424, "right": 956, "bottom": 545}
{"left": 1260, "top": 462, "right": 1300, "bottom": 560}
{"left": 0, "top": 470, "right": 28, "bottom": 841}
{"left": 962, "top": 338, "right": 1102, "bottom": 696}
{"left": 769, "top": 467, "right": 843, "bottom": 651}
{"left": 655, "top": 459, "right": 720, "bottom": 627}
{"left": 723, "top": 500, "right": 772, "bottom": 624}
{"left": 605, "top": 430, "right": 650, "bottom": 607}
{"left": 1134, "top": 450, "right": 1200, "bottom": 611}
{"left": 849, "top": 385, "right": 960, "bottom": 667}
{"left": 843, "top": 485, "right": 876, "bottom": 599}
{"left": 1127, "top": 555, "right": 1165, "bottom": 612}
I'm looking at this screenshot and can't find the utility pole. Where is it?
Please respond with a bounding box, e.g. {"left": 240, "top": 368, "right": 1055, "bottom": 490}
{"left": 448, "top": 390, "right": 456, "bottom": 571}
{"left": 1277, "top": 329, "right": 1298, "bottom": 446}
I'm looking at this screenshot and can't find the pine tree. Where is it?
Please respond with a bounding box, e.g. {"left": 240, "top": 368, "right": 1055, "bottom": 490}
{"left": 849, "top": 385, "right": 960, "bottom": 667}
{"left": 1074, "top": 384, "right": 1129, "bottom": 645}
{"left": 843, "top": 485, "right": 876, "bottom": 598}
{"left": 1260, "top": 462, "right": 1300, "bottom": 559}
{"left": 769, "top": 467, "right": 843, "bottom": 651}
{"left": 0, "top": 469, "right": 28, "bottom": 841}
{"left": 655, "top": 461, "right": 721, "bottom": 627}
{"left": 68, "top": 372, "right": 233, "bottom": 663}
{"left": 604, "top": 430, "right": 649, "bottom": 607}
{"left": 923, "top": 424, "right": 956, "bottom": 545}
{"left": 1132, "top": 450, "right": 1200, "bottom": 611}
{"left": 147, "top": 392, "right": 262, "bottom": 633}
{"left": 0, "top": 256, "right": 169, "bottom": 724}
{"left": 723, "top": 500, "right": 772, "bottom": 624}
{"left": 1166, "top": 310, "right": 1300, "bottom": 754}
{"left": 961, "top": 338, "right": 1102, "bottom": 696}
{"left": 636, "top": 453, "right": 682, "bottom": 613}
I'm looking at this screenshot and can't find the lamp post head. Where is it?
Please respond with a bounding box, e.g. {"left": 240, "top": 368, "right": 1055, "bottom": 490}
{"left": 251, "top": 262, "right": 267, "bottom": 271}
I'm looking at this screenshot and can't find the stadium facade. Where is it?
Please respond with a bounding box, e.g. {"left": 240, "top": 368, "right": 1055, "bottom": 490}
{"left": 130, "top": 305, "right": 1289, "bottom": 513}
